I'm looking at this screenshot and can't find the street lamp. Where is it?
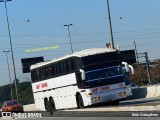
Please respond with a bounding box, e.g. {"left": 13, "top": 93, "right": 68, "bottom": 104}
{"left": 106, "top": 0, "right": 114, "bottom": 49}
{"left": 3, "top": 50, "right": 13, "bottom": 100}
{"left": 64, "top": 24, "right": 73, "bottom": 53}
{"left": 0, "top": 0, "right": 19, "bottom": 101}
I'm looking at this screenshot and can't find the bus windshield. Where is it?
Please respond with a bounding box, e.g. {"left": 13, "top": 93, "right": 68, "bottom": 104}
{"left": 81, "top": 52, "right": 124, "bottom": 88}
{"left": 85, "top": 66, "right": 123, "bottom": 88}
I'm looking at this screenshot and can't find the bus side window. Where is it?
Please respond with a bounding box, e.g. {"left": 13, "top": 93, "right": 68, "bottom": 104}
{"left": 48, "top": 66, "right": 52, "bottom": 78}
{"left": 51, "top": 64, "right": 55, "bottom": 77}
{"left": 61, "top": 60, "right": 68, "bottom": 75}
{"left": 44, "top": 66, "right": 48, "bottom": 79}
{"left": 71, "top": 58, "right": 76, "bottom": 71}
{"left": 31, "top": 70, "right": 34, "bottom": 81}
{"left": 39, "top": 67, "right": 45, "bottom": 81}
{"left": 44, "top": 65, "right": 52, "bottom": 79}
{"left": 65, "top": 60, "right": 69, "bottom": 74}
{"left": 68, "top": 58, "right": 75, "bottom": 72}
{"left": 75, "top": 58, "right": 82, "bottom": 69}
{"left": 31, "top": 69, "right": 38, "bottom": 82}
{"left": 58, "top": 62, "right": 63, "bottom": 75}
{"left": 67, "top": 60, "right": 71, "bottom": 72}
{"left": 54, "top": 63, "right": 59, "bottom": 77}
{"left": 61, "top": 62, "right": 65, "bottom": 75}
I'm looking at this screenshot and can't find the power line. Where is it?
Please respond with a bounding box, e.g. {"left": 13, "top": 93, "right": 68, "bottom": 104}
{"left": 0, "top": 26, "right": 160, "bottom": 38}
{"left": 148, "top": 48, "right": 160, "bottom": 53}
{"left": 0, "top": 39, "right": 109, "bottom": 51}
{"left": 115, "top": 35, "right": 160, "bottom": 41}
{"left": 1, "top": 14, "right": 160, "bottom": 22}
{"left": 0, "top": 38, "right": 160, "bottom": 52}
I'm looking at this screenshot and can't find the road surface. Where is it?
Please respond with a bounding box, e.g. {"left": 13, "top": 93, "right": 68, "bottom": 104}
{"left": 1, "top": 97, "right": 160, "bottom": 119}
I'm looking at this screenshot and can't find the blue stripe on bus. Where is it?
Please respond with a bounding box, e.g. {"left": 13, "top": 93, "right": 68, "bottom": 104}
{"left": 86, "top": 75, "right": 123, "bottom": 82}
{"left": 85, "top": 66, "right": 119, "bottom": 74}
{"left": 86, "top": 77, "right": 106, "bottom": 82}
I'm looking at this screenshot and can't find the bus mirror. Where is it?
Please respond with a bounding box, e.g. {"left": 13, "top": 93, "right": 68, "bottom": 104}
{"left": 128, "top": 65, "right": 135, "bottom": 74}
{"left": 80, "top": 69, "right": 86, "bottom": 80}
{"left": 122, "top": 62, "right": 130, "bottom": 72}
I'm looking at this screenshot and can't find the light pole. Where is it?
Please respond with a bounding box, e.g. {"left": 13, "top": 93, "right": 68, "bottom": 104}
{"left": 134, "top": 41, "right": 143, "bottom": 84}
{"left": 106, "top": 0, "right": 114, "bottom": 49}
{"left": 3, "top": 50, "right": 13, "bottom": 100}
{"left": 145, "top": 52, "right": 151, "bottom": 83}
{"left": 64, "top": 24, "right": 73, "bottom": 53}
{"left": 0, "top": 0, "right": 19, "bottom": 101}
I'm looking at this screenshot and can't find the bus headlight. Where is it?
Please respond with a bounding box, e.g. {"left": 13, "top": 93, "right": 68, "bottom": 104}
{"left": 118, "top": 92, "right": 126, "bottom": 96}
{"left": 91, "top": 96, "right": 101, "bottom": 101}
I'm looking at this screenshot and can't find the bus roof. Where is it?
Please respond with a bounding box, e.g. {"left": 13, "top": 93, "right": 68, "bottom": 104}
{"left": 30, "top": 48, "right": 116, "bottom": 70}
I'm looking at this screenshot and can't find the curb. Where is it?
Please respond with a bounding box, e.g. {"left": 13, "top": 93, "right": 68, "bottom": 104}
{"left": 63, "top": 105, "right": 160, "bottom": 112}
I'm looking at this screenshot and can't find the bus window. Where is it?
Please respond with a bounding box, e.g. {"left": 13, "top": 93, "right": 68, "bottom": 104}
{"left": 39, "top": 67, "right": 45, "bottom": 81}
{"left": 51, "top": 64, "right": 55, "bottom": 77}
{"left": 75, "top": 58, "right": 82, "bottom": 69}
{"left": 62, "top": 62, "right": 65, "bottom": 75}
{"left": 48, "top": 66, "right": 52, "bottom": 78}
{"left": 65, "top": 60, "right": 69, "bottom": 74}
{"left": 53, "top": 63, "right": 59, "bottom": 77}
{"left": 62, "top": 61, "right": 66, "bottom": 74}
{"left": 31, "top": 69, "right": 38, "bottom": 82}
{"left": 68, "top": 58, "right": 75, "bottom": 72}
{"left": 67, "top": 60, "right": 71, "bottom": 72}
{"left": 44, "top": 66, "right": 48, "bottom": 79}
{"left": 58, "top": 62, "right": 63, "bottom": 75}
{"left": 44, "top": 65, "right": 52, "bottom": 79}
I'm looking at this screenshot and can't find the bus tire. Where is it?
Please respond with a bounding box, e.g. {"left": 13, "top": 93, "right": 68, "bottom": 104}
{"left": 76, "top": 94, "right": 84, "bottom": 109}
{"left": 44, "top": 98, "right": 50, "bottom": 112}
{"left": 112, "top": 100, "right": 119, "bottom": 106}
{"left": 49, "top": 98, "right": 56, "bottom": 115}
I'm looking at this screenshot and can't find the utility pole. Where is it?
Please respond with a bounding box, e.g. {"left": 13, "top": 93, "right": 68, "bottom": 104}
{"left": 134, "top": 41, "right": 142, "bottom": 84}
{"left": 145, "top": 52, "right": 151, "bottom": 83}
{"left": 3, "top": 50, "right": 13, "bottom": 100}
{"left": 106, "top": 0, "right": 114, "bottom": 49}
{"left": 64, "top": 24, "right": 73, "bottom": 53}
{"left": 0, "top": 0, "right": 19, "bottom": 101}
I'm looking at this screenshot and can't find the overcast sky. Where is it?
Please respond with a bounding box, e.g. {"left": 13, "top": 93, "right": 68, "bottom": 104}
{"left": 0, "top": 0, "right": 160, "bottom": 86}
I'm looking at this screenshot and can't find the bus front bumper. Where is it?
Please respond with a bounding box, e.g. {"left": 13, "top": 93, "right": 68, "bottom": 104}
{"left": 87, "top": 91, "right": 127, "bottom": 105}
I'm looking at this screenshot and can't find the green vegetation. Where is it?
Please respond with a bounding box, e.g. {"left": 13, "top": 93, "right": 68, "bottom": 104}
{"left": 0, "top": 81, "right": 34, "bottom": 108}
{"left": 130, "top": 60, "right": 160, "bottom": 86}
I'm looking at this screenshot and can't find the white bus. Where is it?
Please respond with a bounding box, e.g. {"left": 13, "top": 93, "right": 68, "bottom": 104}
{"left": 30, "top": 48, "right": 128, "bottom": 114}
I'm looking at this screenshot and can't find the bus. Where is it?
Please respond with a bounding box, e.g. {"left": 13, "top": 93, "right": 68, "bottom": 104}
{"left": 30, "top": 48, "right": 128, "bottom": 114}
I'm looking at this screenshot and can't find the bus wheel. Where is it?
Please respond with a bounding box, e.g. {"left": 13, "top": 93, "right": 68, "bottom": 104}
{"left": 44, "top": 98, "right": 50, "bottom": 112}
{"left": 49, "top": 99, "right": 56, "bottom": 115}
{"left": 112, "top": 100, "right": 119, "bottom": 106}
{"left": 77, "top": 94, "right": 84, "bottom": 109}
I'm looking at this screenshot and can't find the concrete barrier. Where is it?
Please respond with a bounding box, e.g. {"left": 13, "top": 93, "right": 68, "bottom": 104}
{"left": 146, "top": 85, "right": 160, "bottom": 98}
{"left": 128, "top": 84, "right": 160, "bottom": 100}
{"left": 23, "top": 104, "right": 36, "bottom": 111}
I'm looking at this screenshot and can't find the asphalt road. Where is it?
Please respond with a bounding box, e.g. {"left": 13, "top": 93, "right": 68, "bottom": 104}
{"left": 2, "top": 111, "right": 160, "bottom": 120}
{"left": 1, "top": 97, "right": 160, "bottom": 119}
